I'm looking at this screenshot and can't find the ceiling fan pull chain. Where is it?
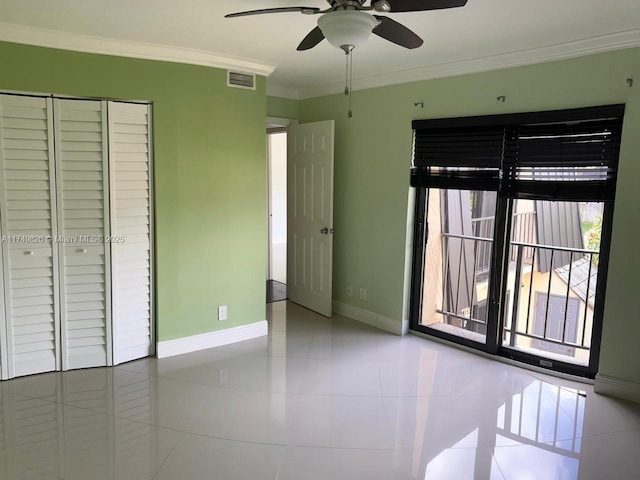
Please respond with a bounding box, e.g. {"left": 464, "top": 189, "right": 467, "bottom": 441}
{"left": 348, "top": 49, "right": 354, "bottom": 119}
{"left": 344, "top": 50, "right": 350, "bottom": 97}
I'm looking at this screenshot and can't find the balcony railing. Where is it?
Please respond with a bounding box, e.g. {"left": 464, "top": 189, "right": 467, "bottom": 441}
{"left": 504, "top": 242, "right": 598, "bottom": 364}
{"left": 471, "top": 215, "right": 494, "bottom": 273}
{"left": 439, "top": 232, "right": 493, "bottom": 331}
{"left": 511, "top": 211, "right": 537, "bottom": 261}
{"left": 436, "top": 231, "right": 597, "bottom": 363}
{"left": 470, "top": 211, "right": 537, "bottom": 273}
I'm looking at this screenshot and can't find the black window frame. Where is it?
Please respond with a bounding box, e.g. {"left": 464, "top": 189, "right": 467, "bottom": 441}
{"left": 409, "top": 104, "right": 625, "bottom": 379}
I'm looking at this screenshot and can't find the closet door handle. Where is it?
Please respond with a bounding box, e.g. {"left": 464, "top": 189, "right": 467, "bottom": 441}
{"left": 24, "top": 251, "right": 34, "bottom": 256}
{"left": 78, "top": 248, "right": 87, "bottom": 254}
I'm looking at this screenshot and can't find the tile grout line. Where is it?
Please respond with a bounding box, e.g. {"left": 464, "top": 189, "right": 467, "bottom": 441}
{"left": 489, "top": 447, "right": 508, "bottom": 480}
{"left": 150, "top": 440, "right": 180, "bottom": 480}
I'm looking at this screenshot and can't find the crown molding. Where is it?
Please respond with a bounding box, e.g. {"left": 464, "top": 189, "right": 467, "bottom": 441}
{"left": 4, "top": 21, "right": 638, "bottom": 100}
{"left": 0, "top": 22, "right": 276, "bottom": 77}
{"left": 266, "top": 84, "right": 301, "bottom": 100}
{"left": 297, "top": 29, "right": 640, "bottom": 99}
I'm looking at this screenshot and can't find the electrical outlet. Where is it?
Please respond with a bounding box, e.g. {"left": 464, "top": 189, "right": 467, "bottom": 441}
{"left": 218, "top": 305, "right": 228, "bottom": 321}
{"left": 346, "top": 285, "right": 353, "bottom": 296}
{"left": 359, "top": 288, "right": 367, "bottom": 300}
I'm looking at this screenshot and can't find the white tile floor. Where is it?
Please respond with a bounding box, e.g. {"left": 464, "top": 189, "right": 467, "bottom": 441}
{"left": 1, "top": 300, "right": 639, "bottom": 479}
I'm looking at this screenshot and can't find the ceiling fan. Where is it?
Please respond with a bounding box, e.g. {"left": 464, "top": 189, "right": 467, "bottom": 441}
{"left": 226, "top": 1, "right": 468, "bottom": 118}
{"left": 225, "top": 0, "right": 468, "bottom": 53}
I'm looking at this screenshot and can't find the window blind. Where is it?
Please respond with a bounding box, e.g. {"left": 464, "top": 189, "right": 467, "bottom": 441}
{"left": 411, "top": 124, "right": 504, "bottom": 191}
{"left": 410, "top": 105, "right": 625, "bottom": 201}
{"left": 502, "top": 117, "right": 623, "bottom": 201}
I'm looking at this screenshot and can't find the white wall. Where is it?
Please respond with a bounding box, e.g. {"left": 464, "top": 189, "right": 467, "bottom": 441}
{"left": 268, "top": 132, "right": 287, "bottom": 283}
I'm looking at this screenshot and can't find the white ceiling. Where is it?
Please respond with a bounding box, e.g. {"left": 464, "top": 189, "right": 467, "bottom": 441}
{"left": 1, "top": 0, "right": 639, "bottom": 98}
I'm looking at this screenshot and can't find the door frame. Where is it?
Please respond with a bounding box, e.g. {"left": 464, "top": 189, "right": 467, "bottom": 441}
{"left": 265, "top": 117, "right": 297, "bottom": 286}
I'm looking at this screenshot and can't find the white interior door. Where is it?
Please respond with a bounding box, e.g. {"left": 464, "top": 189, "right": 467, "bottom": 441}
{"left": 0, "top": 94, "right": 61, "bottom": 378}
{"left": 54, "top": 99, "right": 112, "bottom": 370}
{"left": 286, "top": 120, "right": 334, "bottom": 317}
{"left": 108, "top": 101, "right": 154, "bottom": 365}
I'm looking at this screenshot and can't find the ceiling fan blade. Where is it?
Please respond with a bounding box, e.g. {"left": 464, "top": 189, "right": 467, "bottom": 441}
{"left": 384, "top": 0, "right": 467, "bottom": 13}
{"left": 297, "top": 26, "right": 325, "bottom": 51}
{"left": 225, "top": 7, "right": 320, "bottom": 18}
{"left": 373, "top": 16, "right": 423, "bottom": 49}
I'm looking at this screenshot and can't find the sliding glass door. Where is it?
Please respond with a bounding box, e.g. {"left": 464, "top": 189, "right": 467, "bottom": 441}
{"left": 409, "top": 105, "right": 624, "bottom": 378}
{"left": 500, "top": 200, "right": 607, "bottom": 368}
{"left": 418, "top": 189, "right": 497, "bottom": 345}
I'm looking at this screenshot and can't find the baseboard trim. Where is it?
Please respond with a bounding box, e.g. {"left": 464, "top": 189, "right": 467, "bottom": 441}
{"left": 594, "top": 374, "right": 640, "bottom": 404}
{"left": 333, "top": 301, "right": 406, "bottom": 336}
{"left": 156, "top": 321, "right": 268, "bottom": 359}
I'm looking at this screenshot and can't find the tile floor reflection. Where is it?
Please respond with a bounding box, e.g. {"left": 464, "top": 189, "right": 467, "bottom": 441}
{"left": 0, "top": 300, "right": 638, "bottom": 479}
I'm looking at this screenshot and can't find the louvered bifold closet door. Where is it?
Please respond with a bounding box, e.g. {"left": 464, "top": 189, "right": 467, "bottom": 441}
{"left": 0, "top": 94, "right": 61, "bottom": 378}
{"left": 54, "top": 99, "right": 112, "bottom": 370}
{"left": 108, "top": 102, "right": 153, "bottom": 365}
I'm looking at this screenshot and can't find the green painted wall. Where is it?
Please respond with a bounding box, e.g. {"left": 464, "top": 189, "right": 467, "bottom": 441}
{"left": 267, "top": 95, "right": 300, "bottom": 120}
{"left": 299, "top": 48, "right": 640, "bottom": 385}
{"left": 0, "top": 41, "right": 268, "bottom": 342}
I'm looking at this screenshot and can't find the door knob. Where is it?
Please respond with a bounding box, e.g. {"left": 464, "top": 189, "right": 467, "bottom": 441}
{"left": 25, "top": 251, "right": 34, "bottom": 256}
{"left": 320, "top": 228, "right": 329, "bottom": 235}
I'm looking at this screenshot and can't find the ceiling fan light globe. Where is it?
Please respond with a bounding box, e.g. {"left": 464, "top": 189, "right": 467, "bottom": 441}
{"left": 317, "top": 10, "right": 378, "bottom": 50}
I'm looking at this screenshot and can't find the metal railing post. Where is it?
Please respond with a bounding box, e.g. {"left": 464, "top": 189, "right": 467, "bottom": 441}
{"left": 508, "top": 244, "right": 524, "bottom": 347}
{"left": 561, "top": 252, "right": 575, "bottom": 344}
{"left": 542, "top": 249, "right": 555, "bottom": 340}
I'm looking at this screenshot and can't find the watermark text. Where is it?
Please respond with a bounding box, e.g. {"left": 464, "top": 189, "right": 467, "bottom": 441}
{"left": 1, "top": 235, "right": 125, "bottom": 244}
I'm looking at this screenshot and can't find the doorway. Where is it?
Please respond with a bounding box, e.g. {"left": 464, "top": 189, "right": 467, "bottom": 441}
{"left": 267, "top": 128, "right": 288, "bottom": 303}
{"left": 264, "top": 117, "right": 335, "bottom": 315}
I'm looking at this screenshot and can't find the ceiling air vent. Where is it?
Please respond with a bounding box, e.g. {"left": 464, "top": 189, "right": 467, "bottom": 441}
{"left": 227, "top": 71, "right": 256, "bottom": 90}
